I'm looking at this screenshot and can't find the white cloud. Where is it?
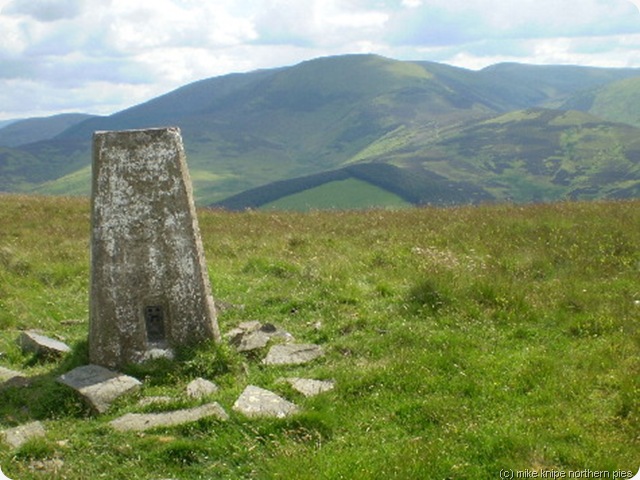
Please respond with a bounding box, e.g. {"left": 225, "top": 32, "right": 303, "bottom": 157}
{"left": 627, "top": 0, "right": 640, "bottom": 13}
{"left": 252, "top": 0, "right": 388, "bottom": 48}
{"left": 3, "top": 0, "right": 85, "bottom": 22}
{"left": 0, "top": 0, "right": 639, "bottom": 119}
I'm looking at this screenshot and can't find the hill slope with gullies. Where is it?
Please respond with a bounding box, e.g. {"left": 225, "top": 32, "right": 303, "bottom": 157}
{"left": 0, "top": 54, "right": 639, "bottom": 208}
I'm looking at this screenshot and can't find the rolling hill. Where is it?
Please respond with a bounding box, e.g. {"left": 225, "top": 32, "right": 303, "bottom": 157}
{"left": 561, "top": 77, "right": 640, "bottom": 128}
{"left": 0, "top": 54, "right": 639, "bottom": 208}
{"left": 0, "top": 113, "right": 96, "bottom": 148}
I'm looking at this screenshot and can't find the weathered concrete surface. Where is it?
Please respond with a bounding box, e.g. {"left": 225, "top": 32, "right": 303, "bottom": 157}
{"left": 57, "top": 364, "right": 142, "bottom": 413}
{"left": 285, "top": 378, "right": 336, "bottom": 397}
{"left": 2, "top": 421, "right": 46, "bottom": 449}
{"left": 232, "top": 385, "right": 299, "bottom": 419}
{"left": 186, "top": 378, "right": 219, "bottom": 399}
{"left": 19, "top": 330, "right": 71, "bottom": 358}
{"left": 262, "top": 343, "right": 324, "bottom": 366}
{"left": 110, "top": 402, "right": 228, "bottom": 432}
{"left": 90, "top": 127, "right": 219, "bottom": 368}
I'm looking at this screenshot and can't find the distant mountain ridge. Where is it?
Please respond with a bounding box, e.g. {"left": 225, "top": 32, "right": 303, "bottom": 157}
{"left": 1, "top": 54, "right": 639, "bottom": 208}
{"left": 0, "top": 113, "right": 96, "bottom": 147}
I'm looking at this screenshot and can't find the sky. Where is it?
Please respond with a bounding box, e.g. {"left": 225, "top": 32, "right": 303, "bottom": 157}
{"left": 1, "top": 0, "right": 640, "bottom": 120}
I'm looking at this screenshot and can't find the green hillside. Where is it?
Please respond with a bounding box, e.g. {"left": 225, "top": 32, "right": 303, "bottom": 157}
{"left": 1, "top": 195, "right": 638, "bottom": 478}
{"left": 407, "top": 109, "right": 640, "bottom": 203}
{"left": 218, "top": 108, "right": 640, "bottom": 209}
{"left": 478, "top": 62, "right": 640, "bottom": 107}
{"left": 0, "top": 147, "right": 43, "bottom": 191}
{"left": 31, "top": 55, "right": 505, "bottom": 204}
{"left": 1, "top": 54, "right": 639, "bottom": 208}
{"left": 214, "top": 163, "right": 494, "bottom": 210}
{"left": 261, "top": 177, "right": 410, "bottom": 211}
{"left": 0, "top": 113, "right": 96, "bottom": 148}
{"left": 562, "top": 77, "right": 640, "bottom": 128}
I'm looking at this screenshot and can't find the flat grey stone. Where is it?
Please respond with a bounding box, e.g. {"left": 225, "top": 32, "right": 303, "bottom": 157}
{"left": 57, "top": 365, "right": 142, "bottom": 413}
{"left": 0, "top": 366, "right": 30, "bottom": 388}
{"left": 186, "top": 378, "right": 219, "bottom": 399}
{"left": 238, "top": 321, "right": 262, "bottom": 332}
{"left": 233, "top": 385, "right": 299, "bottom": 419}
{"left": 2, "top": 421, "right": 46, "bottom": 449}
{"left": 236, "top": 330, "right": 271, "bottom": 352}
{"left": 262, "top": 344, "right": 324, "bottom": 366}
{"left": 110, "top": 403, "right": 229, "bottom": 432}
{"left": 19, "top": 330, "right": 71, "bottom": 358}
{"left": 260, "top": 323, "right": 295, "bottom": 342}
{"left": 224, "top": 327, "right": 246, "bottom": 345}
{"left": 0, "top": 366, "right": 26, "bottom": 382}
{"left": 285, "top": 378, "right": 336, "bottom": 397}
{"left": 227, "top": 322, "right": 295, "bottom": 353}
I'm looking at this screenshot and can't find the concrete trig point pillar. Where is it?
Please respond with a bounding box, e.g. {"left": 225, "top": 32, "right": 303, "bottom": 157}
{"left": 90, "top": 127, "right": 220, "bottom": 369}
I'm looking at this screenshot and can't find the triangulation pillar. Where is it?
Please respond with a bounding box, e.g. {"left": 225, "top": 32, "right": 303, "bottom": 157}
{"left": 89, "top": 127, "right": 220, "bottom": 368}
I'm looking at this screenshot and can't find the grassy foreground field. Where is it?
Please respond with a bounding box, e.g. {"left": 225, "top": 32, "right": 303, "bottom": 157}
{"left": 0, "top": 194, "right": 638, "bottom": 479}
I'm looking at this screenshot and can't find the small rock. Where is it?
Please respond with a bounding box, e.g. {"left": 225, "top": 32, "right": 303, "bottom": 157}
{"left": 0, "top": 366, "right": 30, "bottom": 388}
{"left": 57, "top": 365, "right": 142, "bottom": 414}
{"left": 224, "top": 327, "right": 246, "bottom": 345}
{"left": 236, "top": 331, "right": 271, "bottom": 353}
{"left": 28, "top": 458, "right": 64, "bottom": 474}
{"left": 285, "top": 378, "right": 336, "bottom": 397}
{"left": 262, "top": 344, "right": 324, "bottom": 366}
{"left": 110, "top": 403, "right": 229, "bottom": 432}
{"left": 2, "top": 421, "right": 46, "bottom": 449}
{"left": 233, "top": 385, "right": 299, "bottom": 419}
{"left": 186, "top": 378, "right": 219, "bottom": 399}
{"left": 0, "top": 366, "right": 25, "bottom": 382}
{"left": 260, "top": 323, "right": 277, "bottom": 333}
{"left": 238, "top": 320, "right": 262, "bottom": 332}
{"left": 143, "top": 348, "right": 175, "bottom": 362}
{"left": 19, "top": 330, "right": 71, "bottom": 358}
{"left": 227, "top": 321, "right": 295, "bottom": 353}
{"left": 265, "top": 325, "right": 295, "bottom": 343}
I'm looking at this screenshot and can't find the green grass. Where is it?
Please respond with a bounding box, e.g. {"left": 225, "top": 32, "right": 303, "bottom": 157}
{"left": 0, "top": 194, "right": 638, "bottom": 479}
{"left": 261, "top": 178, "right": 411, "bottom": 211}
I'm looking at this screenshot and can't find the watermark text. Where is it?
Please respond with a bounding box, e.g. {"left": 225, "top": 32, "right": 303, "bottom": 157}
{"left": 499, "top": 469, "right": 635, "bottom": 479}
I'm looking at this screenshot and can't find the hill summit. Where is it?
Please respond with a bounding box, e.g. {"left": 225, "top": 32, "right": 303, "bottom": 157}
{"left": 0, "top": 54, "right": 639, "bottom": 208}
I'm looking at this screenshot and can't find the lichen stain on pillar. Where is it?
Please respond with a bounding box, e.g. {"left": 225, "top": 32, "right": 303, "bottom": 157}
{"left": 90, "top": 127, "right": 220, "bottom": 369}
